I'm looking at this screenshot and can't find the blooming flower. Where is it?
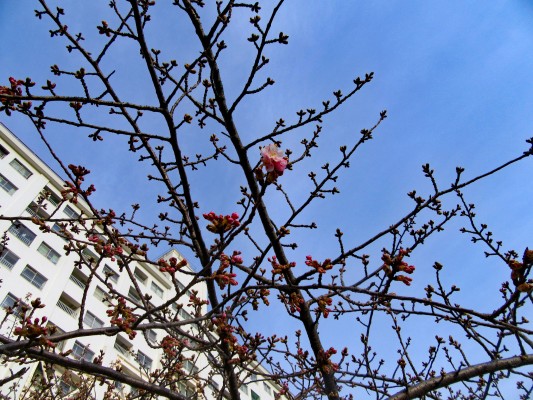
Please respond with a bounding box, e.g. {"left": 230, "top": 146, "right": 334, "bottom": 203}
{"left": 261, "top": 144, "right": 288, "bottom": 176}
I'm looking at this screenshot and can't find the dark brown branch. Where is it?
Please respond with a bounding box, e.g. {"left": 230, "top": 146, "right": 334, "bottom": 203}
{"left": 387, "top": 354, "right": 533, "bottom": 400}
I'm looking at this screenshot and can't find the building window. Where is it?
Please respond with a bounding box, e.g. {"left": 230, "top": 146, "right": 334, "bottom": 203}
{"left": 1, "top": 293, "right": 24, "bottom": 316}
{"left": 71, "top": 341, "right": 95, "bottom": 362}
{"left": 83, "top": 311, "right": 104, "bottom": 328}
{"left": 42, "top": 186, "right": 60, "bottom": 206}
{"left": 94, "top": 286, "right": 108, "bottom": 303}
{"left": 177, "top": 281, "right": 193, "bottom": 297}
{"left": 58, "top": 379, "right": 76, "bottom": 396}
{"left": 0, "top": 174, "right": 17, "bottom": 195}
{"left": 146, "top": 329, "right": 157, "bottom": 344}
{"left": 133, "top": 267, "right": 148, "bottom": 284}
{"left": 183, "top": 359, "right": 199, "bottom": 375}
{"left": 52, "top": 223, "right": 69, "bottom": 241}
{"left": 114, "top": 381, "right": 124, "bottom": 392}
{"left": 0, "top": 144, "right": 9, "bottom": 159}
{"left": 239, "top": 385, "right": 248, "bottom": 395}
{"left": 37, "top": 242, "right": 60, "bottom": 264}
{"left": 136, "top": 351, "right": 153, "bottom": 370}
{"left": 177, "top": 382, "right": 195, "bottom": 397}
{"left": 9, "top": 222, "right": 36, "bottom": 246}
{"left": 208, "top": 380, "right": 220, "bottom": 393}
{"left": 63, "top": 205, "right": 80, "bottom": 219}
{"left": 128, "top": 287, "right": 141, "bottom": 303}
{"left": 82, "top": 248, "right": 98, "bottom": 265}
{"left": 263, "top": 382, "right": 272, "bottom": 395}
{"left": 26, "top": 202, "right": 49, "bottom": 219}
{"left": 179, "top": 307, "right": 193, "bottom": 320}
{"left": 46, "top": 322, "right": 65, "bottom": 351}
{"left": 103, "top": 265, "right": 119, "bottom": 283}
{"left": 0, "top": 247, "right": 19, "bottom": 269}
{"left": 21, "top": 265, "right": 47, "bottom": 289}
{"left": 69, "top": 269, "right": 88, "bottom": 289}
{"left": 114, "top": 337, "right": 132, "bottom": 357}
{"left": 251, "top": 390, "right": 261, "bottom": 400}
{"left": 9, "top": 158, "right": 32, "bottom": 179}
{"left": 150, "top": 281, "right": 164, "bottom": 298}
{"left": 56, "top": 295, "right": 79, "bottom": 317}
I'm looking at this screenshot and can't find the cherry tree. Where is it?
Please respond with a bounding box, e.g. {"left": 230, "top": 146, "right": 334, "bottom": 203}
{"left": 0, "top": 1, "right": 532, "bottom": 399}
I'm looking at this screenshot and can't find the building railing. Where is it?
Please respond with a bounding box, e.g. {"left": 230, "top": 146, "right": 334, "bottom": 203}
{"left": 8, "top": 226, "right": 34, "bottom": 246}
{"left": 0, "top": 257, "right": 15, "bottom": 269}
{"left": 69, "top": 275, "right": 86, "bottom": 289}
{"left": 56, "top": 300, "right": 78, "bottom": 317}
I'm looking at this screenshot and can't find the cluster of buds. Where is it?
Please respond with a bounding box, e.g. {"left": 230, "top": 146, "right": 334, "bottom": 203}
{"left": 382, "top": 248, "right": 416, "bottom": 286}
{"left": 230, "top": 250, "right": 243, "bottom": 265}
{"left": 274, "top": 382, "right": 291, "bottom": 400}
{"left": 188, "top": 291, "right": 209, "bottom": 317}
{"left": 89, "top": 235, "right": 124, "bottom": 261}
{"left": 270, "top": 256, "right": 295, "bottom": 278}
{"left": 107, "top": 297, "right": 137, "bottom": 339}
{"left": 125, "top": 242, "right": 148, "bottom": 257}
{"left": 212, "top": 313, "right": 237, "bottom": 348}
{"left": 257, "top": 143, "right": 289, "bottom": 183}
{"left": 161, "top": 335, "right": 184, "bottom": 358}
{"left": 212, "top": 253, "right": 239, "bottom": 289}
{"left": 315, "top": 295, "right": 333, "bottom": 318}
{"left": 96, "top": 209, "right": 116, "bottom": 227}
{"left": 62, "top": 164, "right": 96, "bottom": 204}
{"left": 14, "top": 316, "right": 55, "bottom": 348}
{"left": 0, "top": 77, "right": 33, "bottom": 115}
{"left": 211, "top": 312, "right": 251, "bottom": 363}
{"left": 158, "top": 257, "right": 188, "bottom": 274}
{"left": 203, "top": 212, "right": 240, "bottom": 234}
{"left": 316, "top": 347, "right": 339, "bottom": 374}
{"left": 279, "top": 291, "right": 305, "bottom": 314}
{"left": 305, "top": 256, "right": 333, "bottom": 274}
{"left": 233, "top": 342, "right": 252, "bottom": 363}
{"left": 249, "top": 288, "right": 271, "bottom": 311}
{"left": 508, "top": 248, "right": 533, "bottom": 293}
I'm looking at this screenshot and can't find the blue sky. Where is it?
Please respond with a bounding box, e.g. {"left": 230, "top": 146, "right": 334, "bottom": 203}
{"left": 1, "top": 1, "right": 532, "bottom": 395}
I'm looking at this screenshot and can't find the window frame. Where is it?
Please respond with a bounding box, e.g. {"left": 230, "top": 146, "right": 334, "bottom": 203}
{"left": 146, "top": 329, "right": 157, "bottom": 344}
{"left": 133, "top": 267, "right": 148, "bottom": 284}
{"left": 103, "top": 265, "right": 119, "bottom": 283}
{"left": 83, "top": 311, "right": 104, "bottom": 328}
{"left": 0, "top": 173, "right": 17, "bottom": 195}
{"left": 0, "top": 144, "right": 9, "bottom": 159}
{"left": 128, "top": 287, "right": 141, "bottom": 303}
{"left": 63, "top": 205, "right": 80, "bottom": 219}
{"left": 114, "top": 336, "right": 132, "bottom": 357}
{"left": 71, "top": 341, "right": 95, "bottom": 362}
{"left": 0, "top": 247, "right": 19, "bottom": 269}
{"left": 8, "top": 222, "right": 36, "bottom": 246}
{"left": 263, "top": 382, "right": 272, "bottom": 395}
{"left": 150, "top": 281, "right": 164, "bottom": 298}
{"left": 1, "top": 293, "right": 24, "bottom": 316}
{"left": 93, "top": 286, "right": 108, "bottom": 303}
{"left": 9, "top": 158, "right": 32, "bottom": 179}
{"left": 37, "top": 242, "right": 60, "bottom": 264}
{"left": 58, "top": 379, "right": 76, "bottom": 396}
{"left": 137, "top": 350, "right": 153, "bottom": 370}
{"left": 21, "top": 265, "right": 47, "bottom": 289}
{"left": 42, "top": 186, "right": 61, "bottom": 206}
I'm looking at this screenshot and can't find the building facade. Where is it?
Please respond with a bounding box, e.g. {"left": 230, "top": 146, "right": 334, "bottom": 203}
{"left": 0, "top": 122, "right": 279, "bottom": 400}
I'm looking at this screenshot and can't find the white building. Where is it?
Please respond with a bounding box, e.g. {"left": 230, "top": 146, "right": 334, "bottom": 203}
{"left": 0, "top": 122, "right": 280, "bottom": 400}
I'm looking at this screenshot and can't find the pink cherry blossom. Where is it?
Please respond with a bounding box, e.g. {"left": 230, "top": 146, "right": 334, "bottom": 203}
{"left": 261, "top": 143, "right": 288, "bottom": 175}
